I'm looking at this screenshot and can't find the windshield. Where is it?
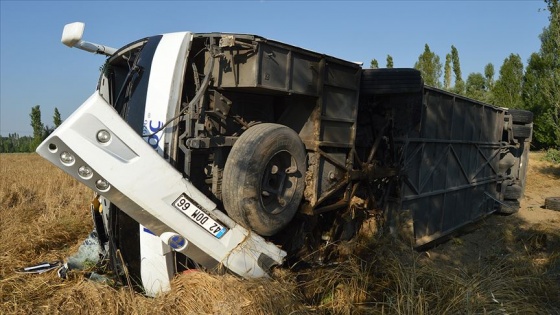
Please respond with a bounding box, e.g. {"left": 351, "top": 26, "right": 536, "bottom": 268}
{"left": 98, "top": 35, "right": 162, "bottom": 135}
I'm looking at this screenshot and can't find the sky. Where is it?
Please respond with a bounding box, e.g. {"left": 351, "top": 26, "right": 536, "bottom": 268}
{"left": 0, "top": 1, "right": 551, "bottom": 136}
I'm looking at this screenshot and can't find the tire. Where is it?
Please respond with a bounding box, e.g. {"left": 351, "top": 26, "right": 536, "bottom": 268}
{"left": 361, "top": 68, "right": 423, "bottom": 95}
{"left": 517, "top": 141, "right": 530, "bottom": 190}
{"left": 545, "top": 197, "right": 560, "bottom": 211}
{"left": 512, "top": 124, "right": 532, "bottom": 140}
{"left": 504, "top": 184, "right": 523, "bottom": 200}
{"left": 496, "top": 199, "right": 520, "bottom": 215}
{"left": 508, "top": 109, "right": 533, "bottom": 124}
{"left": 222, "top": 123, "right": 307, "bottom": 236}
{"left": 498, "top": 152, "right": 516, "bottom": 174}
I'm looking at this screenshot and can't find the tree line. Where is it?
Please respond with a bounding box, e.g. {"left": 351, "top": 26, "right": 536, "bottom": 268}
{"left": 2, "top": 0, "right": 557, "bottom": 152}
{"left": 370, "top": 0, "right": 559, "bottom": 149}
{"left": 0, "top": 106, "right": 62, "bottom": 153}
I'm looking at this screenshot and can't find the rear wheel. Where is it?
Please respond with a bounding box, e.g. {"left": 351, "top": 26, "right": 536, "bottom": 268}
{"left": 496, "top": 109, "right": 533, "bottom": 216}
{"left": 496, "top": 199, "right": 520, "bottom": 215}
{"left": 512, "top": 124, "right": 533, "bottom": 139}
{"left": 504, "top": 184, "right": 523, "bottom": 200}
{"left": 360, "top": 68, "right": 423, "bottom": 95}
{"left": 508, "top": 109, "right": 534, "bottom": 124}
{"left": 222, "top": 123, "right": 307, "bottom": 236}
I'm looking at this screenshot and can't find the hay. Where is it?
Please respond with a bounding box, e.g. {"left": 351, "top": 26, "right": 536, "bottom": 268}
{"left": 1, "top": 153, "right": 560, "bottom": 314}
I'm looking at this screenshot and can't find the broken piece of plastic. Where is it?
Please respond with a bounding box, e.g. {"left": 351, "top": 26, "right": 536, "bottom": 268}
{"left": 16, "top": 261, "right": 62, "bottom": 274}
{"left": 57, "top": 263, "right": 69, "bottom": 279}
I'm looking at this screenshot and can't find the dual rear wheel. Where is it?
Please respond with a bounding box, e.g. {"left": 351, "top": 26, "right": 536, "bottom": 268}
{"left": 496, "top": 109, "right": 533, "bottom": 215}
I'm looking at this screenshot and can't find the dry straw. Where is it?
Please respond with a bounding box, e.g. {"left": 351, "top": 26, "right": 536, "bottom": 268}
{"left": 1, "top": 153, "right": 559, "bottom": 314}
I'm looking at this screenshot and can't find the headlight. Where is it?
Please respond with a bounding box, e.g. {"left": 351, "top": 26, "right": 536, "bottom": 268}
{"left": 95, "top": 179, "right": 110, "bottom": 191}
{"left": 96, "top": 130, "right": 111, "bottom": 144}
{"left": 60, "top": 151, "right": 75, "bottom": 165}
{"left": 78, "top": 166, "right": 93, "bottom": 179}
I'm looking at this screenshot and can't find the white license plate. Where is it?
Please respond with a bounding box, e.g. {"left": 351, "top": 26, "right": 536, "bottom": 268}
{"left": 172, "top": 194, "right": 227, "bottom": 239}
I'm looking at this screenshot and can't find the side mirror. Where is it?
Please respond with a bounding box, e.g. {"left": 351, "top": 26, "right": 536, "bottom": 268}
{"left": 60, "top": 22, "right": 117, "bottom": 56}
{"left": 61, "top": 22, "right": 85, "bottom": 48}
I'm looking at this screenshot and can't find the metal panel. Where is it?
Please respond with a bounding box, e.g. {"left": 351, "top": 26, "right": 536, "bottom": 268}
{"left": 210, "top": 36, "right": 360, "bottom": 98}
{"left": 400, "top": 87, "right": 506, "bottom": 246}
{"left": 320, "top": 120, "right": 354, "bottom": 145}
{"left": 326, "top": 62, "right": 361, "bottom": 90}
{"left": 322, "top": 86, "right": 357, "bottom": 120}
{"left": 260, "top": 44, "right": 289, "bottom": 90}
{"left": 291, "top": 52, "right": 320, "bottom": 95}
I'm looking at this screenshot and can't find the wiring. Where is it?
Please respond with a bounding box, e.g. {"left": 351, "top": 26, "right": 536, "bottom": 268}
{"left": 142, "top": 46, "right": 217, "bottom": 138}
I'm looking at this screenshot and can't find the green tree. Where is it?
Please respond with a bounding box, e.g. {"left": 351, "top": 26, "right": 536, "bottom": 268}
{"left": 451, "top": 45, "right": 464, "bottom": 94}
{"left": 10, "top": 133, "right": 19, "bottom": 152}
{"left": 30, "top": 105, "right": 44, "bottom": 151}
{"left": 444, "top": 53, "right": 452, "bottom": 90}
{"left": 522, "top": 0, "right": 560, "bottom": 148}
{"left": 0, "top": 136, "right": 12, "bottom": 153}
{"left": 14, "top": 134, "right": 32, "bottom": 152}
{"left": 465, "top": 73, "right": 486, "bottom": 101}
{"left": 0, "top": 133, "right": 33, "bottom": 153}
{"left": 386, "top": 55, "right": 393, "bottom": 68}
{"left": 414, "top": 44, "right": 442, "bottom": 87}
{"left": 451, "top": 45, "right": 462, "bottom": 81}
{"left": 53, "top": 107, "right": 62, "bottom": 128}
{"left": 370, "top": 59, "right": 379, "bottom": 69}
{"left": 43, "top": 125, "right": 54, "bottom": 139}
{"left": 484, "top": 63, "right": 495, "bottom": 90}
{"left": 492, "top": 54, "right": 524, "bottom": 109}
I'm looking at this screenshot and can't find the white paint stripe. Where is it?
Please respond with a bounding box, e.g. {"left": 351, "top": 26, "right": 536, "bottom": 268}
{"left": 143, "top": 32, "right": 191, "bottom": 157}
{"left": 140, "top": 32, "right": 192, "bottom": 297}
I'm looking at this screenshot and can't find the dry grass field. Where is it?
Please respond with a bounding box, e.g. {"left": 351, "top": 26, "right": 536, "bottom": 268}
{"left": 1, "top": 152, "right": 559, "bottom": 314}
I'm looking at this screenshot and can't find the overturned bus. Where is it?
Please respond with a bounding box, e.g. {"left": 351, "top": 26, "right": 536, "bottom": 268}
{"left": 36, "top": 22, "right": 532, "bottom": 296}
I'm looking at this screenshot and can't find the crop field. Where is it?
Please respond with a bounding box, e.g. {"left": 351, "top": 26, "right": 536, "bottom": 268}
{"left": 1, "top": 153, "right": 559, "bottom": 314}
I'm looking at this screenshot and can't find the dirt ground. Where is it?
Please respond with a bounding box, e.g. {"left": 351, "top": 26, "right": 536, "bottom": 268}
{"left": 423, "top": 151, "right": 560, "bottom": 270}
{"left": 1, "top": 152, "right": 559, "bottom": 314}
{"left": 518, "top": 153, "right": 560, "bottom": 228}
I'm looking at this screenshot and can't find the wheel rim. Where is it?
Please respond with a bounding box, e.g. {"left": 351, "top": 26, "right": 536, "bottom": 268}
{"left": 260, "top": 150, "right": 298, "bottom": 215}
